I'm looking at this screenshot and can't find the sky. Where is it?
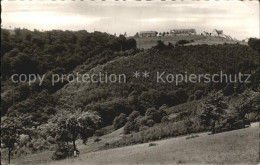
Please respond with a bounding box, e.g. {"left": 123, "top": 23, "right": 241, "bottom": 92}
{"left": 2, "top": 0, "right": 259, "bottom": 40}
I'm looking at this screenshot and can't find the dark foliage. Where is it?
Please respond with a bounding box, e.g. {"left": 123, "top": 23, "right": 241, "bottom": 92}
{"left": 248, "top": 38, "right": 260, "bottom": 54}
{"left": 113, "top": 113, "right": 127, "bottom": 129}
{"left": 176, "top": 40, "right": 190, "bottom": 46}
{"left": 52, "top": 143, "right": 74, "bottom": 160}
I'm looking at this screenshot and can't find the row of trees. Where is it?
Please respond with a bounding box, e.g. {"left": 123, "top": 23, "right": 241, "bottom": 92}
{"left": 1, "top": 111, "right": 102, "bottom": 162}
{"left": 153, "top": 40, "right": 191, "bottom": 50}
{"left": 134, "top": 31, "right": 175, "bottom": 37}
{"left": 248, "top": 38, "right": 260, "bottom": 89}
{"left": 1, "top": 29, "right": 137, "bottom": 80}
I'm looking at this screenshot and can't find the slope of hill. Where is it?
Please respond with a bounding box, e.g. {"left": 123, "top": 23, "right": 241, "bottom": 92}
{"left": 1, "top": 29, "right": 259, "bottom": 164}
{"left": 9, "top": 127, "right": 125, "bottom": 165}
{"left": 55, "top": 44, "right": 259, "bottom": 113}
{"left": 49, "top": 122, "right": 259, "bottom": 165}
{"left": 135, "top": 35, "right": 247, "bottom": 49}
{"left": 9, "top": 123, "right": 259, "bottom": 165}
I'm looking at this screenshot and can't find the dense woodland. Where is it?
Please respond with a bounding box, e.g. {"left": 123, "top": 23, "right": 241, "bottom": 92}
{"left": 1, "top": 29, "right": 260, "bottom": 162}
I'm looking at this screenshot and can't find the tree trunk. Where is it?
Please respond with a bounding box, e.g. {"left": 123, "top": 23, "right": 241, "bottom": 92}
{"left": 8, "top": 147, "right": 11, "bottom": 164}
{"left": 72, "top": 139, "right": 76, "bottom": 151}
{"left": 212, "top": 123, "right": 216, "bottom": 134}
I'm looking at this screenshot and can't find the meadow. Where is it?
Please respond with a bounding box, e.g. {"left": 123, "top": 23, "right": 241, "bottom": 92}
{"left": 49, "top": 122, "right": 259, "bottom": 165}
{"left": 9, "top": 122, "right": 259, "bottom": 165}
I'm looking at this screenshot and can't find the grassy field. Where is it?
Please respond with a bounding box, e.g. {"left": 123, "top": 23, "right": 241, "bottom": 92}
{"left": 9, "top": 128, "right": 125, "bottom": 165}
{"left": 46, "top": 122, "right": 259, "bottom": 165}
{"left": 135, "top": 35, "right": 247, "bottom": 49}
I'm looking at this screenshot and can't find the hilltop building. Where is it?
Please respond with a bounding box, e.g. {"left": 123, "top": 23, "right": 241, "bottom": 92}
{"left": 139, "top": 31, "right": 158, "bottom": 37}
{"left": 170, "top": 29, "right": 196, "bottom": 35}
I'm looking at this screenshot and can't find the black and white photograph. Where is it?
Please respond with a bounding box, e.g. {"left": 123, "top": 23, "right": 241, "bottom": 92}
{"left": 1, "top": 0, "right": 260, "bottom": 164}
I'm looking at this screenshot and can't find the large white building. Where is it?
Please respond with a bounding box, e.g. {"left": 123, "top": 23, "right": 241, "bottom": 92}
{"left": 170, "top": 29, "right": 196, "bottom": 35}
{"left": 139, "top": 31, "right": 158, "bottom": 37}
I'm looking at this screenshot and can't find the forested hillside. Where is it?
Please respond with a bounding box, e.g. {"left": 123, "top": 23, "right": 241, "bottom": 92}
{"left": 1, "top": 29, "right": 137, "bottom": 116}
{"left": 1, "top": 29, "right": 259, "bottom": 162}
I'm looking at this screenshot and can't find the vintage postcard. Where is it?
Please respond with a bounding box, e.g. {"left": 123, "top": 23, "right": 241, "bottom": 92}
{"left": 1, "top": 0, "right": 260, "bottom": 164}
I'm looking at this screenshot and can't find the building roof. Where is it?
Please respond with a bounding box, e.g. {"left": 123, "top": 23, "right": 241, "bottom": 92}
{"left": 171, "top": 29, "right": 196, "bottom": 32}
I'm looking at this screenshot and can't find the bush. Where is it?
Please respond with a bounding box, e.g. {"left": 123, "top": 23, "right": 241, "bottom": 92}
{"left": 46, "top": 136, "right": 55, "bottom": 144}
{"left": 153, "top": 40, "right": 167, "bottom": 50}
{"left": 134, "top": 116, "right": 147, "bottom": 131}
{"left": 145, "top": 107, "right": 167, "bottom": 123}
{"left": 147, "top": 119, "right": 155, "bottom": 127}
{"left": 123, "top": 121, "right": 135, "bottom": 134}
{"left": 128, "top": 111, "right": 140, "bottom": 121}
{"left": 168, "top": 89, "right": 188, "bottom": 106}
{"left": 148, "top": 143, "right": 157, "bottom": 147}
{"left": 223, "top": 83, "right": 234, "bottom": 96}
{"left": 248, "top": 38, "right": 260, "bottom": 53}
{"left": 188, "top": 95, "right": 195, "bottom": 101}
{"left": 161, "top": 116, "right": 169, "bottom": 123}
{"left": 139, "top": 126, "right": 149, "bottom": 132}
{"left": 246, "top": 112, "right": 260, "bottom": 122}
{"left": 113, "top": 113, "right": 127, "bottom": 129}
{"left": 95, "top": 126, "right": 114, "bottom": 137}
{"left": 52, "top": 143, "right": 74, "bottom": 160}
{"left": 94, "top": 138, "right": 102, "bottom": 142}
{"left": 194, "top": 90, "right": 204, "bottom": 100}
{"left": 176, "top": 40, "right": 190, "bottom": 46}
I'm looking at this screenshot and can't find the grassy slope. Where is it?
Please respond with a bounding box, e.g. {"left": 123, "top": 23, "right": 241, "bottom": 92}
{"left": 6, "top": 43, "right": 258, "bottom": 164}
{"left": 8, "top": 92, "right": 259, "bottom": 165}
{"left": 135, "top": 35, "right": 247, "bottom": 49}
{"left": 9, "top": 128, "right": 125, "bottom": 165}
{"left": 49, "top": 122, "right": 259, "bottom": 165}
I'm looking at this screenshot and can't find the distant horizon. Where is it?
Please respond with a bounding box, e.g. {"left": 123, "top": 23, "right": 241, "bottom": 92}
{"left": 2, "top": 27, "right": 257, "bottom": 41}
{"left": 2, "top": 0, "right": 259, "bottom": 40}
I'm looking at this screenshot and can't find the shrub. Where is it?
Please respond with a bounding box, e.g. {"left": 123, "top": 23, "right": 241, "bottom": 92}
{"left": 134, "top": 116, "right": 147, "bottom": 131}
{"left": 161, "top": 116, "right": 169, "bottom": 123}
{"left": 94, "top": 138, "right": 102, "bottom": 142}
{"left": 188, "top": 95, "right": 195, "bottom": 101}
{"left": 44, "top": 107, "right": 57, "bottom": 116}
{"left": 123, "top": 121, "right": 135, "bottom": 134}
{"left": 248, "top": 38, "right": 260, "bottom": 53}
{"left": 46, "top": 136, "right": 55, "bottom": 144}
{"left": 145, "top": 107, "right": 167, "bottom": 123}
{"left": 139, "top": 126, "right": 149, "bottom": 132}
{"left": 52, "top": 143, "right": 74, "bottom": 160}
{"left": 19, "top": 134, "right": 30, "bottom": 147}
{"left": 128, "top": 111, "right": 140, "bottom": 121}
{"left": 138, "top": 89, "right": 169, "bottom": 109}
{"left": 147, "top": 119, "right": 155, "bottom": 127}
{"left": 176, "top": 40, "right": 190, "bottom": 46}
{"left": 194, "top": 90, "right": 204, "bottom": 100}
{"left": 33, "top": 139, "right": 43, "bottom": 150}
{"left": 223, "top": 83, "right": 234, "bottom": 96}
{"left": 153, "top": 40, "right": 167, "bottom": 50}
{"left": 168, "top": 89, "right": 189, "bottom": 106}
{"left": 148, "top": 143, "right": 157, "bottom": 147}
{"left": 113, "top": 113, "right": 127, "bottom": 129}
{"left": 95, "top": 125, "right": 114, "bottom": 137}
{"left": 246, "top": 112, "right": 260, "bottom": 122}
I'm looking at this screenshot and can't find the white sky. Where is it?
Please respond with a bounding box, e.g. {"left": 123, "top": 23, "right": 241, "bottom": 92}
{"left": 2, "top": 0, "right": 259, "bottom": 40}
